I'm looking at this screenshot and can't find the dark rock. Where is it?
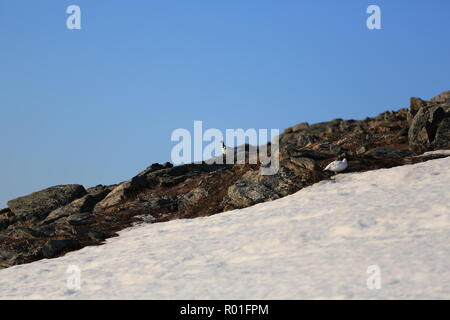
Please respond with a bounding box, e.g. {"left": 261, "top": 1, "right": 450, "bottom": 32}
{"left": 223, "top": 167, "right": 310, "bottom": 210}
{"left": 88, "top": 231, "right": 108, "bottom": 241}
{"left": 4, "top": 226, "right": 50, "bottom": 239}
{"left": 179, "top": 188, "right": 209, "bottom": 211}
{"left": 130, "top": 194, "right": 177, "bottom": 212}
{"left": 223, "top": 170, "right": 280, "bottom": 209}
{"left": 434, "top": 117, "right": 450, "bottom": 149}
{"left": 0, "top": 219, "right": 10, "bottom": 231}
{"left": 7, "top": 185, "right": 87, "bottom": 220}
{"left": 353, "top": 125, "right": 365, "bottom": 134}
{"left": 44, "top": 187, "right": 110, "bottom": 224}
{"left": 147, "top": 163, "right": 165, "bottom": 171}
{"left": 41, "top": 240, "right": 81, "bottom": 258}
{"left": 163, "top": 162, "right": 174, "bottom": 169}
{"left": 397, "top": 127, "right": 409, "bottom": 137}
{"left": 69, "top": 225, "right": 89, "bottom": 236}
{"left": 0, "top": 208, "right": 14, "bottom": 230}
{"left": 284, "top": 127, "right": 293, "bottom": 134}
{"left": 408, "top": 104, "right": 450, "bottom": 151}
{"left": 0, "top": 208, "right": 12, "bottom": 216}
{"left": 66, "top": 213, "right": 93, "bottom": 226}
{"left": 93, "top": 180, "right": 133, "bottom": 212}
{"left": 0, "top": 248, "right": 17, "bottom": 266}
{"left": 365, "top": 147, "right": 414, "bottom": 159}
{"left": 144, "top": 162, "right": 174, "bottom": 172}
{"left": 410, "top": 97, "right": 427, "bottom": 114}
{"left": 86, "top": 185, "right": 112, "bottom": 195}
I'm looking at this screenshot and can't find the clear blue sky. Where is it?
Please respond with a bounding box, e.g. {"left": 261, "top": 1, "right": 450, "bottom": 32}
{"left": 1, "top": 0, "right": 449, "bottom": 207}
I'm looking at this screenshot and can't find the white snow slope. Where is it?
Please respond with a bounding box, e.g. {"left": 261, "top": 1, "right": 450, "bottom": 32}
{"left": 1, "top": 157, "right": 450, "bottom": 299}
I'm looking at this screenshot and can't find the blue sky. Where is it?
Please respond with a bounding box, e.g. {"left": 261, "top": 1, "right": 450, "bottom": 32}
{"left": 1, "top": 0, "right": 449, "bottom": 207}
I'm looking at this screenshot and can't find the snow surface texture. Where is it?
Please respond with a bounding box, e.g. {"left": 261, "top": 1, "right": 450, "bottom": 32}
{"left": 1, "top": 157, "right": 450, "bottom": 299}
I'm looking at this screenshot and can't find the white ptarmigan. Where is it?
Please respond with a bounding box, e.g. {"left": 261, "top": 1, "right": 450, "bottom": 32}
{"left": 324, "top": 158, "right": 348, "bottom": 174}
{"left": 220, "top": 141, "right": 227, "bottom": 155}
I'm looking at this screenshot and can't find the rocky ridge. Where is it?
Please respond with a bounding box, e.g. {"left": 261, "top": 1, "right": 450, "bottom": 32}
{"left": 1, "top": 91, "right": 449, "bottom": 268}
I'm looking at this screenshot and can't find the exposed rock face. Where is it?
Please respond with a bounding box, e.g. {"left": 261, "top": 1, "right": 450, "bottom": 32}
{"left": 408, "top": 98, "right": 450, "bottom": 151}
{"left": 94, "top": 162, "right": 225, "bottom": 213}
{"left": 1, "top": 90, "right": 449, "bottom": 269}
{"left": 44, "top": 186, "right": 111, "bottom": 224}
{"left": 222, "top": 166, "right": 320, "bottom": 210}
{"left": 434, "top": 117, "right": 450, "bottom": 149}
{"left": 6, "top": 185, "right": 87, "bottom": 221}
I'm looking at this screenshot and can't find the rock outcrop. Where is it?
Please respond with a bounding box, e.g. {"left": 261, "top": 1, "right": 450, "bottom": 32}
{"left": 408, "top": 93, "right": 450, "bottom": 151}
{"left": 6, "top": 185, "right": 87, "bottom": 221}
{"left": 1, "top": 90, "right": 449, "bottom": 269}
{"left": 43, "top": 186, "right": 111, "bottom": 224}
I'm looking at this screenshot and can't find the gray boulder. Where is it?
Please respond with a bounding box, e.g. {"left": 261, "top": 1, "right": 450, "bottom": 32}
{"left": 178, "top": 187, "right": 209, "bottom": 212}
{"left": 408, "top": 97, "right": 428, "bottom": 124}
{"left": 223, "top": 167, "right": 305, "bottom": 210}
{"left": 408, "top": 104, "right": 450, "bottom": 151}
{"left": 434, "top": 117, "right": 450, "bottom": 149}
{"left": 93, "top": 180, "right": 133, "bottom": 213}
{"left": 7, "top": 185, "right": 87, "bottom": 220}
{"left": 44, "top": 186, "right": 111, "bottom": 224}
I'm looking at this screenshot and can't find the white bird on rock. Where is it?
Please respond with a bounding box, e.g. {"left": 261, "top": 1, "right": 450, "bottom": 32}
{"left": 220, "top": 141, "right": 227, "bottom": 155}
{"left": 324, "top": 158, "right": 348, "bottom": 174}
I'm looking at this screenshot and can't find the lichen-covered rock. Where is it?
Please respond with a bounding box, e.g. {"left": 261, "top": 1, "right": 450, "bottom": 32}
{"left": 223, "top": 167, "right": 308, "bottom": 210}
{"left": 434, "top": 117, "right": 450, "bottom": 149}
{"left": 178, "top": 188, "right": 209, "bottom": 211}
{"left": 44, "top": 186, "right": 111, "bottom": 224}
{"left": 408, "top": 104, "right": 450, "bottom": 151}
{"left": 7, "top": 185, "right": 87, "bottom": 220}
{"left": 93, "top": 181, "right": 133, "bottom": 213}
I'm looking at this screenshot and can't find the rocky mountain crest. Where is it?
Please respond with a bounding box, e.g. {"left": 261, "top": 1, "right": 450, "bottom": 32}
{"left": 1, "top": 91, "right": 449, "bottom": 268}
